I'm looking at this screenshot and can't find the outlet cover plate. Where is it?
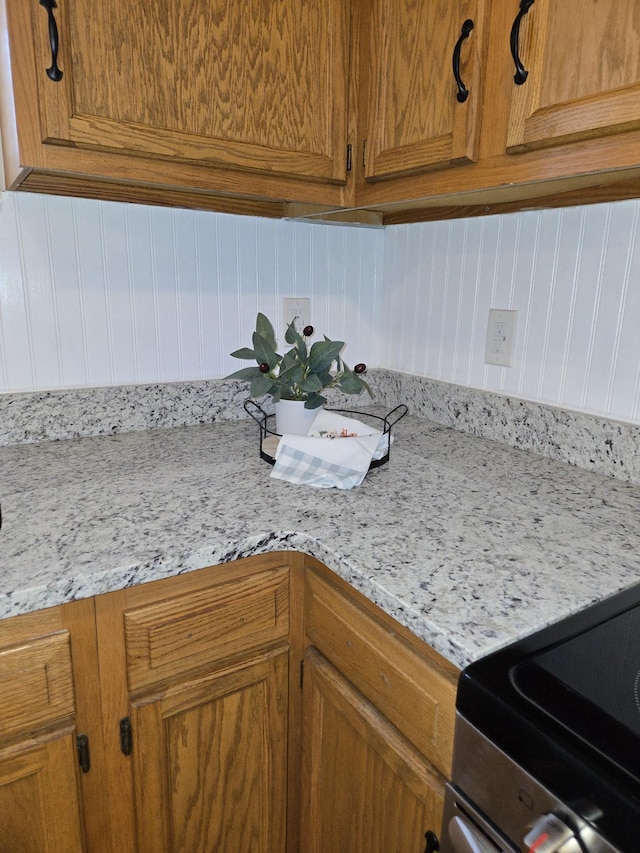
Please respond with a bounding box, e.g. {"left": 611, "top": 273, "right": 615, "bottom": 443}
{"left": 485, "top": 309, "right": 517, "bottom": 367}
{"left": 283, "top": 298, "right": 310, "bottom": 336}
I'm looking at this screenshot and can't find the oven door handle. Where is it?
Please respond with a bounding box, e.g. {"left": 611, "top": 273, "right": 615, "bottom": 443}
{"left": 448, "top": 816, "right": 504, "bottom": 853}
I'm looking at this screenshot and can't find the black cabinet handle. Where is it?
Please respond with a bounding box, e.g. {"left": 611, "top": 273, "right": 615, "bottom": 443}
{"left": 120, "top": 716, "right": 133, "bottom": 756}
{"left": 423, "top": 830, "right": 439, "bottom": 852}
{"left": 39, "top": 0, "right": 63, "bottom": 82}
{"left": 510, "top": 0, "right": 535, "bottom": 85}
{"left": 77, "top": 734, "right": 90, "bottom": 773}
{"left": 452, "top": 18, "right": 474, "bottom": 103}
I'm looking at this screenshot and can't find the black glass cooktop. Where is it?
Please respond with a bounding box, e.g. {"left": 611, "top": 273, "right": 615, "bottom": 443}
{"left": 514, "top": 601, "right": 640, "bottom": 779}
{"left": 457, "top": 582, "right": 640, "bottom": 853}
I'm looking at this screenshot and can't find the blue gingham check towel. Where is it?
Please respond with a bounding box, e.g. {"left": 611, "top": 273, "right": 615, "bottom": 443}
{"left": 270, "top": 410, "right": 389, "bottom": 489}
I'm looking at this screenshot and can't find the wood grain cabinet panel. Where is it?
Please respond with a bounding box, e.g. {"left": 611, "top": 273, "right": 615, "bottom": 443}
{"left": 1, "top": 0, "right": 352, "bottom": 211}
{"left": 0, "top": 728, "right": 85, "bottom": 852}
{"left": 0, "top": 608, "right": 86, "bottom": 852}
{"left": 301, "top": 560, "right": 459, "bottom": 850}
{"left": 304, "top": 565, "right": 457, "bottom": 777}
{"left": 5, "top": 0, "right": 640, "bottom": 219}
{"left": 124, "top": 565, "right": 289, "bottom": 689}
{"left": 354, "top": 0, "right": 640, "bottom": 223}
{"left": 130, "top": 648, "right": 288, "bottom": 853}
{"left": 506, "top": 0, "right": 640, "bottom": 154}
{"left": 51, "top": 0, "right": 349, "bottom": 180}
{"left": 358, "top": 0, "right": 489, "bottom": 182}
{"left": 301, "top": 647, "right": 444, "bottom": 853}
{"left": 91, "top": 554, "right": 296, "bottom": 853}
{"left": 0, "top": 632, "right": 74, "bottom": 739}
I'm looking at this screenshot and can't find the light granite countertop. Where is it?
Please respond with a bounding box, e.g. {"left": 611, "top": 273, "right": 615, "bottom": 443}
{"left": 1, "top": 411, "right": 639, "bottom": 670}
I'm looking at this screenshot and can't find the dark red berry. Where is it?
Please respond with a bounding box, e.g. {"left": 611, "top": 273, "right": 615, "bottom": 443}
{"left": 354, "top": 363, "right": 367, "bottom": 374}
{"left": 259, "top": 362, "right": 270, "bottom": 373}
{"left": 303, "top": 325, "right": 314, "bottom": 337}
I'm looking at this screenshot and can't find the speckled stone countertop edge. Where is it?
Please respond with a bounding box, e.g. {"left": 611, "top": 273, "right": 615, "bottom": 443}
{"left": 0, "top": 529, "right": 493, "bottom": 671}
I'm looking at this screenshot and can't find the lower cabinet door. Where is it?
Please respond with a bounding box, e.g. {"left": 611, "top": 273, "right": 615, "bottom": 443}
{"left": 129, "top": 648, "right": 288, "bottom": 853}
{"left": 0, "top": 725, "right": 85, "bottom": 852}
{"left": 301, "top": 646, "right": 445, "bottom": 853}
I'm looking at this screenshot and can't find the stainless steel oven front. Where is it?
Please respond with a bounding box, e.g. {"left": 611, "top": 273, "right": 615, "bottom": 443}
{"left": 441, "top": 715, "right": 620, "bottom": 853}
{"left": 439, "top": 583, "right": 640, "bottom": 853}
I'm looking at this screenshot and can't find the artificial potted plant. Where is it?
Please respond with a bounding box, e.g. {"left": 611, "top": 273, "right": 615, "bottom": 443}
{"left": 227, "top": 312, "right": 373, "bottom": 434}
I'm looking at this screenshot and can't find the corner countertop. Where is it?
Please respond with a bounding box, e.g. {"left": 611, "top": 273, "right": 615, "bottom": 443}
{"left": 1, "top": 411, "right": 639, "bottom": 670}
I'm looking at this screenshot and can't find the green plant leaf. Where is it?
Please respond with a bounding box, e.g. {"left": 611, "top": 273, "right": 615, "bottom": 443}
{"left": 256, "top": 313, "right": 277, "bottom": 351}
{"left": 252, "top": 331, "right": 279, "bottom": 369}
{"left": 315, "top": 367, "right": 335, "bottom": 388}
{"left": 279, "top": 348, "right": 299, "bottom": 374}
{"left": 308, "top": 340, "right": 344, "bottom": 374}
{"left": 336, "top": 365, "right": 363, "bottom": 394}
{"left": 229, "top": 347, "right": 256, "bottom": 360}
{"left": 337, "top": 365, "right": 375, "bottom": 398}
{"left": 250, "top": 374, "right": 276, "bottom": 397}
{"left": 226, "top": 312, "right": 372, "bottom": 404}
{"left": 304, "top": 392, "right": 326, "bottom": 409}
{"left": 278, "top": 362, "right": 305, "bottom": 389}
{"left": 301, "top": 374, "right": 323, "bottom": 393}
{"left": 284, "top": 321, "right": 306, "bottom": 352}
{"left": 283, "top": 324, "right": 310, "bottom": 371}
{"left": 225, "top": 366, "right": 263, "bottom": 381}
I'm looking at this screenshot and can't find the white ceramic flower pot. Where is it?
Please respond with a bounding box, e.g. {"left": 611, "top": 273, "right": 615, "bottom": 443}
{"left": 275, "top": 399, "right": 320, "bottom": 435}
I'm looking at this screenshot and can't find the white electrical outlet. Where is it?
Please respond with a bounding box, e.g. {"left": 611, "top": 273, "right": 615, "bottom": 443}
{"left": 282, "top": 297, "right": 310, "bottom": 336}
{"left": 485, "top": 309, "right": 518, "bottom": 367}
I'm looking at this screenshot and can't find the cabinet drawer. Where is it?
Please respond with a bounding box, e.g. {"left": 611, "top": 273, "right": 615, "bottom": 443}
{"left": 0, "top": 633, "right": 75, "bottom": 739}
{"left": 304, "top": 567, "right": 457, "bottom": 777}
{"left": 124, "top": 566, "right": 289, "bottom": 689}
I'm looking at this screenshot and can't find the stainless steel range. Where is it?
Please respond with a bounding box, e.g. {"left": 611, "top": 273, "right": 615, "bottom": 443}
{"left": 441, "top": 583, "right": 640, "bottom": 853}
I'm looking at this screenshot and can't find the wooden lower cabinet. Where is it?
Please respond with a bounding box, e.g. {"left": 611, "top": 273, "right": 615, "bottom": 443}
{"left": 129, "top": 649, "right": 288, "bottom": 853}
{"left": 0, "top": 553, "right": 459, "bottom": 851}
{"left": 0, "top": 726, "right": 85, "bottom": 852}
{"left": 95, "top": 553, "right": 293, "bottom": 853}
{"left": 301, "top": 647, "right": 446, "bottom": 853}
{"left": 301, "top": 559, "right": 459, "bottom": 852}
{"left": 0, "top": 607, "right": 86, "bottom": 852}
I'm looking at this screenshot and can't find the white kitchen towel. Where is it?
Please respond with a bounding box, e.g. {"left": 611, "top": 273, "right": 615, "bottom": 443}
{"left": 270, "top": 410, "right": 388, "bottom": 489}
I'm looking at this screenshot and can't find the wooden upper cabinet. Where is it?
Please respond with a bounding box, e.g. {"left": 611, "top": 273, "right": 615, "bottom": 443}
{"left": 359, "top": 0, "right": 489, "bottom": 182}
{"left": 506, "top": 0, "right": 640, "bottom": 154}
{"left": 0, "top": 0, "right": 353, "bottom": 213}
{"left": 27, "top": 0, "right": 350, "bottom": 182}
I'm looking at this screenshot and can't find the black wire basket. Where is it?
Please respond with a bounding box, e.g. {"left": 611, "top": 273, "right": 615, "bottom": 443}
{"left": 243, "top": 399, "right": 408, "bottom": 469}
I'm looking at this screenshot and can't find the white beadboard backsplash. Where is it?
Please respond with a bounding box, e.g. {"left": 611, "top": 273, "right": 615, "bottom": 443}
{"left": 0, "top": 192, "right": 383, "bottom": 392}
{"left": 382, "top": 202, "right": 640, "bottom": 425}
{"left": 1, "top": 191, "right": 640, "bottom": 427}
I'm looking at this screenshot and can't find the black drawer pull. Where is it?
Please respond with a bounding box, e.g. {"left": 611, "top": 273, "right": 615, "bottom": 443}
{"left": 510, "top": 0, "right": 535, "bottom": 85}
{"left": 39, "top": 0, "right": 63, "bottom": 82}
{"left": 452, "top": 18, "right": 474, "bottom": 103}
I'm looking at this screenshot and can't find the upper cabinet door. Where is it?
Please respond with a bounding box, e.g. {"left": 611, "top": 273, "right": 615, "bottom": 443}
{"left": 506, "top": 0, "right": 640, "bottom": 153}
{"left": 360, "top": 0, "right": 489, "bottom": 182}
{"left": 24, "top": 0, "right": 350, "bottom": 183}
